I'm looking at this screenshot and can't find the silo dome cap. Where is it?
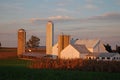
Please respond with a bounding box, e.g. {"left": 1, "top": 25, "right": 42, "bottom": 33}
{"left": 18, "top": 28, "right": 26, "bottom": 32}
{"left": 48, "top": 21, "right": 53, "bottom": 24}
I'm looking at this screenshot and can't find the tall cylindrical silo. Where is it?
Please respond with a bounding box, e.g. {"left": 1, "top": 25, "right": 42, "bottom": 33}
{"left": 46, "top": 21, "right": 54, "bottom": 55}
{"left": 17, "top": 29, "right": 26, "bottom": 57}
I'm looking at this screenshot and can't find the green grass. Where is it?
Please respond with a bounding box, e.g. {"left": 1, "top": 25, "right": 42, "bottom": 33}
{"left": 0, "top": 58, "right": 120, "bottom": 80}
{"left": 0, "top": 58, "right": 30, "bottom": 67}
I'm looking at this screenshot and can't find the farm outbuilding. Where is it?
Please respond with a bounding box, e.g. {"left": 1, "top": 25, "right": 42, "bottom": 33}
{"left": 75, "top": 39, "right": 107, "bottom": 53}
{"left": 52, "top": 39, "right": 108, "bottom": 59}
{"left": 60, "top": 44, "right": 91, "bottom": 59}
{"left": 97, "top": 53, "right": 120, "bottom": 61}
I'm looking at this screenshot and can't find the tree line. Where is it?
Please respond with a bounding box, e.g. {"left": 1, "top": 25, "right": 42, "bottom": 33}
{"left": 104, "top": 44, "right": 120, "bottom": 54}
{"left": 0, "top": 36, "right": 120, "bottom": 54}
{"left": 0, "top": 35, "right": 40, "bottom": 48}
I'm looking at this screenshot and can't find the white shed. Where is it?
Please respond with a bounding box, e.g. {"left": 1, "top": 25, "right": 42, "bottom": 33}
{"left": 97, "top": 53, "right": 120, "bottom": 61}
{"left": 60, "top": 44, "right": 90, "bottom": 59}
{"left": 75, "top": 39, "right": 107, "bottom": 53}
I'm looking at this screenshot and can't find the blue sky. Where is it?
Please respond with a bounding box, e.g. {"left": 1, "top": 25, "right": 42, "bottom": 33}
{"left": 0, "top": 0, "right": 120, "bottom": 48}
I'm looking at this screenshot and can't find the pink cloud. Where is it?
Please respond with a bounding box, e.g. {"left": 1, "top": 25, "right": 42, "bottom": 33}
{"left": 101, "top": 12, "right": 120, "bottom": 17}
{"left": 30, "top": 16, "right": 73, "bottom": 23}
{"left": 88, "top": 12, "right": 120, "bottom": 20}
{"left": 48, "top": 16, "right": 72, "bottom": 20}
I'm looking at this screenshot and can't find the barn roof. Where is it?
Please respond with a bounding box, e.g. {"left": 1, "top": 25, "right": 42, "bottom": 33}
{"left": 71, "top": 44, "right": 91, "bottom": 54}
{"left": 97, "top": 53, "right": 119, "bottom": 57}
{"left": 75, "top": 39, "right": 100, "bottom": 48}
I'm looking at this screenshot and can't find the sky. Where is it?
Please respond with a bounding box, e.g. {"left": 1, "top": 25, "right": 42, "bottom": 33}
{"left": 0, "top": 0, "right": 120, "bottom": 48}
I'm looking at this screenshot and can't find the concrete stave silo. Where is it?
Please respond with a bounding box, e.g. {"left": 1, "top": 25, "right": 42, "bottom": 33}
{"left": 18, "top": 29, "right": 26, "bottom": 57}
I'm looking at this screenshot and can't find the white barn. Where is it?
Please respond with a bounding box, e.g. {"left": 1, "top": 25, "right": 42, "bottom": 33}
{"left": 60, "top": 44, "right": 90, "bottom": 59}
{"left": 75, "top": 39, "right": 107, "bottom": 53}
{"left": 52, "top": 39, "right": 108, "bottom": 59}
{"left": 52, "top": 43, "right": 58, "bottom": 56}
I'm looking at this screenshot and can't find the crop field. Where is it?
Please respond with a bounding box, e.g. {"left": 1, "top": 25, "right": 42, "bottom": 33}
{"left": 0, "top": 47, "right": 120, "bottom": 80}
{"left": 0, "top": 58, "right": 120, "bottom": 80}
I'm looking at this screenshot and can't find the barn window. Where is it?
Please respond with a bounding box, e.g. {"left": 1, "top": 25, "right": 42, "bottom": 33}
{"left": 89, "top": 57, "right": 91, "bottom": 60}
{"left": 117, "top": 57, "right": 118, "bottom": 59}
{"left": 102, "top": 57, "right": 105, "bottom": 59}
{"left": 96, "top": 57, "right": 99, "bottom": 59}
{"left": 113, "top": 57, "right": 115, "bottom": 60}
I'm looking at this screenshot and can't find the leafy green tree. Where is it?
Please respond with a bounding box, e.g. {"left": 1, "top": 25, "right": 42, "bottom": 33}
{"left": 26, "top": 35, "right": 40, "bottom": 48}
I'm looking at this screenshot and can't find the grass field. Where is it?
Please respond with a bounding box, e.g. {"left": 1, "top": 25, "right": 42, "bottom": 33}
{"left": 0, "top": 47, "right": 120, "bottom": 80}
{"left": 0, "top": 58, "right": 120, "bottom": 80}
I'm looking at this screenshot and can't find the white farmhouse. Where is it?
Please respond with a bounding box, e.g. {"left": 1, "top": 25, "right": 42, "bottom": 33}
{"left": 75, "top": 39, "right": 107, "bottom": 53}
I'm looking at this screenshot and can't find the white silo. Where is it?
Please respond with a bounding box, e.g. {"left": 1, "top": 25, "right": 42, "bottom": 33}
{"left": 46, "top": 21, "right": 54, "bottom": 54}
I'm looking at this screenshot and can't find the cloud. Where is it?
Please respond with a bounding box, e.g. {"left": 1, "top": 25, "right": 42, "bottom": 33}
{"left": 48, "top": 16, "right": 72, "bottom": 20}
{"left": 85, "top": 0, "right": 94, "bottom": 3}
{"left": 84, "top": 0, "right": 101, "bottom": 10}
{"left": 84, "top": 4, "right": 98, "bottom": 10}
{"left": 56, "top": 0, "right": 74, "bottom": 6}
{"left": 29, "top": 12, "right": 120, "bottom": 24}
{"left": 115, "top": 0, "right": 120, "bottom": 5}
{"left": 0, "top": 1, "right": 24, "bottom": 12}
{"left": 30, "top": 16, "right": 73, "bottom": 23}
{"left": 56, "top": 8, "right": 68, "bottom": 12}
{"left": 89, "top": 12, "right": 120, "bottom": 20}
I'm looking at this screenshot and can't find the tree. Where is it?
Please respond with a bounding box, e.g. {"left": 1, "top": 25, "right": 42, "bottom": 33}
{"left": 116, "top": 45, "right": 120, "bottom": 54}
{"left": 104, "top": 44, "right": 112, "bottom": 52}
{"left": 0, "top": 42, "right": 1, "bottom": 48}
{"left": 26, "top": 35, "right": 40, "bottom": 48}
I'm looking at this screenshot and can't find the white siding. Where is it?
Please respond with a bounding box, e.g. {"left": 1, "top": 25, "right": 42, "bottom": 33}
{"left": 93, "top": 42, "right": 107, "bottom": 53}
{"left": 80, "top": 54, "right": 88, "bottom": 59}
{"left": 61, "top": 45, "right": 80, "bottom": 59}
{"left": 52, "top": 43, "right": 58, "bottom": 56}
{"left": 88, "top": 48, "right": 93, "bottom": 52}
{"left": 112, "top": 54, "right": 120, "bottom": 61}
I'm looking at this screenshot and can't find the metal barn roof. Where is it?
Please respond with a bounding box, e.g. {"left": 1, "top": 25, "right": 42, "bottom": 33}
{"left": 75, "top": 39, "right": 100, "bottom": 48}
{"left": 71, "top": 44, "right": 91, "bottom": 54}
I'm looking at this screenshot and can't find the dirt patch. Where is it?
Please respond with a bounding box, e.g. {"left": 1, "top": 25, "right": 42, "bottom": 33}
{"left": 0, "top": 52, "right": 17, "bottom": 59}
